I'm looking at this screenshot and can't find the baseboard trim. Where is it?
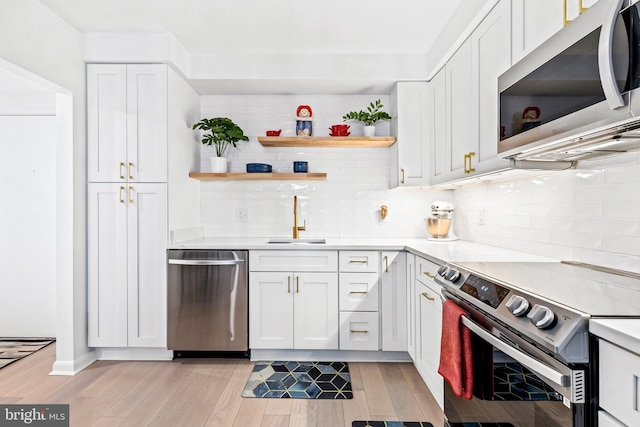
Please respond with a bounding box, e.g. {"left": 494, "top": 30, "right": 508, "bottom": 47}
{"left": 49, "top": 349, "right": 96, "bottom": 376}
{"left": 95, "top": 347, "right": 173, "bottom": 361}
{"left": 250, "top": 349, "right": 411, "bottom": 362}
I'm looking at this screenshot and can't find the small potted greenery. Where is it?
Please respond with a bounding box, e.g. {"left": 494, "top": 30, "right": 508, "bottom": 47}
{"left": 342, "top": 99, "right": 392, "bottom": 137}
{"left": 192, "top": 117, "right": 249, "bottom": 173}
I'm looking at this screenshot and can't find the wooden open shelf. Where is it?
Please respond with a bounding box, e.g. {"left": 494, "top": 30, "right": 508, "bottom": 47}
{"left": 189, "top": 172, "right": 327, "bottom": 181}
{"left": 257, "top": 136, "right": 396, "bottom": 148}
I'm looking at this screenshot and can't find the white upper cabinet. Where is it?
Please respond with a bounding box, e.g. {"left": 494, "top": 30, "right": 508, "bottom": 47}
{"left": 88, "top": 64, "right": 168, "bottom": 183}
{"left": 511, "top": 0, "right": 564, "bottom": 64}
{"left": 430, "top": 0, "right": 512, "bottom": 185}
{"left": 390, "top": 82, "right": 430, "bottom": 187}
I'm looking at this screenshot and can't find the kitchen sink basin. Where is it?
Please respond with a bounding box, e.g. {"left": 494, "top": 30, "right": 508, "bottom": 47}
{"left": 267, "top": 238, "right": 326, "bottom": 244}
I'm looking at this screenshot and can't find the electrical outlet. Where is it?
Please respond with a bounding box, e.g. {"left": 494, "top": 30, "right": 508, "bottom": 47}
{"left": 236, "top": 208, "right": 250, "bottom": 222}
{"left": 478, "top": 208, "right": 485, "bottom": 225}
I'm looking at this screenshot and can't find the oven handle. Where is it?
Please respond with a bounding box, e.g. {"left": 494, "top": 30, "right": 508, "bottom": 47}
{"left": 168, "top": 259, "right": 245, "bottom": 266}
{"left": 460, "top": 316, "right": 569, "bottom": 389}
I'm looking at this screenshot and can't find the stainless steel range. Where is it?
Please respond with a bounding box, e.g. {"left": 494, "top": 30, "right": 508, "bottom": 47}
{"left": 435, "top": 260, "right": 640, "bottom": 427}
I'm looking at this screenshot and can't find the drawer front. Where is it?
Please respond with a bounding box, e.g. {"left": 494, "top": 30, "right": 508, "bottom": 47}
{"left": 416, "top": 256, "right": 440, "bottom": 285}
{"left": 339, "top": 251, "right": 379, "bottom": 273}
{"left": 339, "top": 311, "right": 379, "bottom": 351}
{"left": 599, "top": 339, "right": 640, "bottom": 427}
{"left": 249, "top": 250, "right": 337, "bottom": 272}
{"left": 339, "top": 272, "right": 379, "bottom": 312}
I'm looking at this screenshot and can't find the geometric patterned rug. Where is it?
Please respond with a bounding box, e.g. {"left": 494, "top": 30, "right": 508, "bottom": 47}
{"left": 352, "top": 423, "right": 434, "bottom": 427}
{"left": 493, "top": 362, "right": 561, "bottom": 401}
{"left": 0, "top": 338, "right": 55, "bottom": 369}
{"left": 242, "top": 361, "right": 353, "bottom": 399}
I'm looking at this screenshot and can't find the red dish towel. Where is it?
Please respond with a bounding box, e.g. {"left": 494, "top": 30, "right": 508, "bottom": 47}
{"left": 438, "top": 300, "right": 473, "bottom": 400}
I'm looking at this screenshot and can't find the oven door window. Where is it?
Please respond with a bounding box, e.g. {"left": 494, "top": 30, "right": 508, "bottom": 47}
{"left": 445, "top": 336, "right": 581, "bottom": 427}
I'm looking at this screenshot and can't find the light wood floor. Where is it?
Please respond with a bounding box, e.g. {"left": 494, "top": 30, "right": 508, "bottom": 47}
{"left": 0, "top": 344, "right": 444, "bottom": 427}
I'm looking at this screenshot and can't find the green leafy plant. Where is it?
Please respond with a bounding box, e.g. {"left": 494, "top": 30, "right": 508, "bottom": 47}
{"left": 342, "top": 99, "right": 392, "bottom": 126}
{"left": 192, "top": 117, "right": 249, "bottom": 157}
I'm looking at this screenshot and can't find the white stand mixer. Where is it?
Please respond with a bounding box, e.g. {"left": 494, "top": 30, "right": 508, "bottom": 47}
{"left": 425, "top": 201, "right": 459, "bottom": 241}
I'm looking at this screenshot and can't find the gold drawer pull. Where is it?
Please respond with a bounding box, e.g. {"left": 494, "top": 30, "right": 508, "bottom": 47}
{"left": 423, "top": 271, "right": 435, "bottom": 279}
{"left": 422, "top": 292, "right": 435, "bottom": 301}
{"left": 119, "top": 162, "right": 125, "bottom": 179}
{"left": 128, "top": 186, "right": 134, "bottom": 203}
{"left": 119, "top": 186, "right": 125, "bottom": 203}
{"left": 350, "top": 329, "right": 369, "bottom": 334}
{"left": 348, "top": 260, "right": 368, "bottom": 264}
{"left": 349, "top": 291, "right": 368, "bottom": 295}
{"left": 296, "top": 276, "right": 299, "bottom": 293}
{"left": 288, "top": 276, "right": 291, "bottom": 293}
{"left": 128, "top": 162, "right": 133, "bottom": 180}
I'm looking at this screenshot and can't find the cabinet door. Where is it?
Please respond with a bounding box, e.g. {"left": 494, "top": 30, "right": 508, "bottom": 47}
{"left": 406, "top": 254, "right": 416, "bottom": 361}
{"left": 429, "top": 68, "right": 448, "bottom": 182}
{"left": 416, "top": 280, "right": 444, "bottom": 410}
{"left": 87, "top": 183, "right": 128, "bottom": 347}
{"left": 126, "top": 65, "right": 167, "bottom": 183}
{"left": 127, "top": 183, "right": 168, "bottom": 347}
{"left": 381, "top": 251, "right": 407, "bottom": 352}
{"left": 599, "top": 340, "right": 640, "bottom": 426}
{"left": 473, "top": 0, "right": 512, "bottom": 174}
{"left": 293, "top": 272, "right": 339, "bottom": 350}
{"left": 249, "top": 272, "right": 294, "bottom": 349}
{"left": 447, "top": 39, "right": 474, "bottom": 178}
{"left": 512, "top": 0, "right": 564, "bottom": 63}
{"left": 391, "top": 82, "right": 430, "bottom": 187}
{"left": 87, "top": 65, "right": 127, "bottom": 183}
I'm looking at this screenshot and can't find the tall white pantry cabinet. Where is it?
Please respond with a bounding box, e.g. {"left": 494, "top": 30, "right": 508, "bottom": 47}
{"left": 87, "top": 64, "right": 200, "bottom": 349}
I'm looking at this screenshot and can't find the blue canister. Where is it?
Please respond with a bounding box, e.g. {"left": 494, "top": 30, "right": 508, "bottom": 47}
{"left": 293, "top": 161, "right": 308, "bottom": 173}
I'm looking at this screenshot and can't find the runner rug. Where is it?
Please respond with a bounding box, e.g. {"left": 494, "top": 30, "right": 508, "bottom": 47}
{"left": 0, "top": 338, "right": 55, "bottom": 369}
{"left": 242, "top": 361, "right": 353, "bottom": 399}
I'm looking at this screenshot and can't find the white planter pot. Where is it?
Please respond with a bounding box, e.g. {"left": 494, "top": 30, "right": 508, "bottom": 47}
{"left": 363, "top": 125, "right": 376, "bottom": 137}
{"left": 210, "top": 157, "right": 228, "bottom": 173}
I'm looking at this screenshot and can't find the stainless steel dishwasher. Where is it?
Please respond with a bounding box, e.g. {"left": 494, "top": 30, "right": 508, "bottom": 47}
{"left": 167, "top": 250, "right": 248, "bottom": 356}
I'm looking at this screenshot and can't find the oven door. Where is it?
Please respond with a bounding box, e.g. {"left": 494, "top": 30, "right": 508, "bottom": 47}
{"left": 442, "top": 292, "right": 590, "bottom": 427}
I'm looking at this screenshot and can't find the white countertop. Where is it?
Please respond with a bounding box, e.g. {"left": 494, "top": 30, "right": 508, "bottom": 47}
{"left": 590, "top": 319, "right": 640, "bottom": 355}
{"left": 168, "top": 237, "right": 555, "bottom": 264}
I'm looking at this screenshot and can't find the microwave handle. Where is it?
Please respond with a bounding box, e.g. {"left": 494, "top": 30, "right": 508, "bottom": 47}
{"left": 598, "top": 0, "right": 626, "bottom": 109}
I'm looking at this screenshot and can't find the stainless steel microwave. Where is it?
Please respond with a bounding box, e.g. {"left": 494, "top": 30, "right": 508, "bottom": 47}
{"left": 498, "top": 0, "right": 640, "bottom": 164}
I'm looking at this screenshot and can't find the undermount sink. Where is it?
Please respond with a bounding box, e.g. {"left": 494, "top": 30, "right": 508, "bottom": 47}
{"left": 267, "top": 238, "right": 326, "bottom": 244}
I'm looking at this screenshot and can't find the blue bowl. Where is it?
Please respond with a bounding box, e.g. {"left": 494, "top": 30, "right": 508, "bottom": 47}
{"left": 246, "top": 163, "right": 272, "bottom": 173}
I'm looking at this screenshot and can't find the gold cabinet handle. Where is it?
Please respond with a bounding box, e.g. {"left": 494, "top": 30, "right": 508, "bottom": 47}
{"left": 128, "top": 162, "right": 133, "bottom": 180}
{"left": 423, "top": 271, "right": 435, "bottom": 279}
{"left": 119, "top": 186, "right": 125, "bottom": 203}
{"left": 384, "top": 256, "right": 389, "bottom": 273}
{"left": 119, "top": 162, "right": 125, "bottom": 179}
{"left": 128, "top": 186, "right": 133, "bottom": 203}
{"left": 349, "top": 260, "right": 368, "bottom": 264}
{"left": 288, "top": 276, "right": 291, "bottom": 293}
{"left": 464, "top": 152, "right": 476, "bottom": 174}
{"left": 579, "top": 0, "right": 586, "bottom": 14}
{"left": 296, "top": 276, "right": 299, "bottom": 293}
{"left": 401, "top": 168, "right": 405, "bottom": 184}
{"left": 422, "top": 292, "right": 435, "bottom": 302}
{"left": 350, "top": 329, "right": 369, "bottom": 334}
{"left": 349, "top": 291, "right": 368, "bottom": 295}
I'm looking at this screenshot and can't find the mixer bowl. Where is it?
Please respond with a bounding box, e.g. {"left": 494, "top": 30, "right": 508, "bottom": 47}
{"left": 426, "top": 217, "right": 451, "bottom": 238}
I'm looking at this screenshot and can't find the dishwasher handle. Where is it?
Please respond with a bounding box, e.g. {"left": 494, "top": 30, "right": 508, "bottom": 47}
{"left": 168, "top": 259, "right": 245, "bottom": 266}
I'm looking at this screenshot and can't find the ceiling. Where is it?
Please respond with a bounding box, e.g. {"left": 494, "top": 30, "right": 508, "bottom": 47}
{"left": 38, "top": 0, "right": 462, "bottom": 55}
{"left": 36, "top": 0, "right": 463, "bottom": 94}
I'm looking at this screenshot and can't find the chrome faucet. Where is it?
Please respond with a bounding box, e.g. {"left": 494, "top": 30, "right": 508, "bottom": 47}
{"left": 292, "top": 195, "right": 306, "bottom": 239}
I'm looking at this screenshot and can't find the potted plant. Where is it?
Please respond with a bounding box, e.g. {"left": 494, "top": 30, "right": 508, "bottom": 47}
{"left": 192, "top": 117, "right": 249, "bottom": 173}
{"left": 342, "top": 99, "right": 392, "bottom": 137}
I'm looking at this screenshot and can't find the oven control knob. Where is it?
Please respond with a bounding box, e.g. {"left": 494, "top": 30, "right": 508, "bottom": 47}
{"left": 505, "top": 294, "right": 530, "bottom": 317}
{"left": 437, "top": 265, "right": 449, "bottom": 277}
{"left": 527, "top": 304, "right": 556, "bottom": 329}
{"left": 445, "top": 269, "right": 461, "bottom": 283}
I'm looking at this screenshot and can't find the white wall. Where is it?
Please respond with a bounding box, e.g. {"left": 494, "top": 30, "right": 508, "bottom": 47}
{"left": 0, "top": 1, "right": 90, "bottom": 373}
{"left": 0, "top": 116, "right": 56, "bottom": 337}
{"left": 453, "top": 152, "right": 640, "bottom": 273}
{"left": 198, "top": 94, "right": 451, "bottom": 239}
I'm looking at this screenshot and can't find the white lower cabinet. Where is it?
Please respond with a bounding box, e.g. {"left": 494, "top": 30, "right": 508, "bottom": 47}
{"left": 381, "top": 251, "right": 407, "bottom": 351}
{"left": 598, "top": 339, "right": 640, "bottom": 426}
{"left": 249, "top": 251, "right": 339, "bottom": 350}
{"left": 339, "top": 311, "right": 379, "bottom": 351}
{"left": 406, "top": 253, "right": 417, "bottom": 361}
{"left": 87, "top": 183, "right": 167, "bottom": 348}
{"left": 414, "top": 256, "right": 444, "bottom": 410}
